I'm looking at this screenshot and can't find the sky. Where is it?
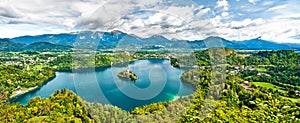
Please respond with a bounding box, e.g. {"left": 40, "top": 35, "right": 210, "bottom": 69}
{"left": 0, "top": 0, "right": 300, "bottom": 43}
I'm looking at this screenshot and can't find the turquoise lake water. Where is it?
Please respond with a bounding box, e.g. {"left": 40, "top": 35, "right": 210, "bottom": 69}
{"left": 12, "top": 59, "right": 195, "bottom": 111}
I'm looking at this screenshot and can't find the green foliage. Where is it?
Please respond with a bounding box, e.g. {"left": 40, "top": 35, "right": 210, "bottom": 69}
{"left": 26, "top": 42, "right": 72, "bottom": 51}
{"left": 194, "top": 50, "right": 211, "bottom": 66}
{"left": 0, "top": 66, "right": 55, "bottom": 103}
{"left": 181, "top": 68, "right": 211, "bottom": 91}
{"left": 180, "top": 76, "right": 300, "bottom": 123}
{"left": 1, "top": 49, "right": 300, "bottom": 122}
{"left": 117, "top": 70, "right": 138, "bottom": 80}
{"left": 245, "top": 50, "right": 299, "bottom": 66}
{"left": 194, "top": 48, "right": 235, "bottom": 66}
{"left": 170, "top": 57, "right": 179, "bottom": 67}
{"left": 130, "top": 102, "right": 170, "bottom": 115}
{"left": 180, "top": 50, "right": 300, "bottom": 122}
{"left": 0, "top": 39, "right": 25, "bottom": 51}
{"left": 49, "top": 52, "right": 135, "bottom": 71}
{"left": 252, "top": 82, "right": 282, "bottom": 90}
{"left": 48, "top": 54, "right": 73, "bottom": 71}
{"left": 0, "top": 89, "right": 93, "bottom": 122}
{"left": 0, "top": 39, "right": 72, "bottom": 52}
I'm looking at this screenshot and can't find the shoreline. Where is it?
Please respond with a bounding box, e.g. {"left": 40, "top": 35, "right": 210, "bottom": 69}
{"left": 9, "top": 75, "right": 56, "bottom": 100}
{"left": 55, "top": 60, "right": 137, "bottom": 73}
{"left": 10, "top": 86, "right": 38, "bottom": 98}
{"left": 7, "top": 60, "right": 138, "bottom": 101}
{"left": 55, "top": 58, "right": 169, "bottom": 73}
{"left": 8, "top": 58, "right": 192, "bottom": 103}
{"left": 8, "top": 59, "right": 151, "bottom": 100}
{"left": 180, "top": 78, "right": 197, "bottom": 90}
{"left": 171, "top": 95, "right": 192, "bottom": 101}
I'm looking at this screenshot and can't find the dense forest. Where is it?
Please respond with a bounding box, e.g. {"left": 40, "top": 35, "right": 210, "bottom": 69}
{"left": 0, "top": 89, "right": 93, "bottom": 122}
{"left": 180, "top": 72, "right": 300, "bottom": 122}
{"left": 0, "top": 66, "right": 55, "bottom": 103}
{"left": 0, "top": 49, "right": 299, "bottom": 122}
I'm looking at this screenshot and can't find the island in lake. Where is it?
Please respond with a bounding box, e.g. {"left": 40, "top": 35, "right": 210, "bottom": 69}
{"left": 117, "top": 69, "right": 138, "bottom": 80}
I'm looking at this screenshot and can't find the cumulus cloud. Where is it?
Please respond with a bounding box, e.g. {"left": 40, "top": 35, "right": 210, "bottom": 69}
{"left": 0, "top": 3, "right": 23, "bottom": 18}
{"left": 206, "top": 0, "right": 300, "bottom": 43}
{"left": 210, "top": 17, "right": 300, "bottom": 43}
{"left": 229, "top": 18, "right": 264, "bottom": 29}
{"left": 75, "top": 0, "right": 214, "bottom": 40}
{"left": 216, "top": 0, "right": 229, "bottom": 11}
{"left": 221, "top": 12, "right": 229, "bottom": 17}
{"left": 0, "top": 0, "right": 104, "bottom": 37}
{"left": 215, "top": 0, "right": 230, "bottom": 18}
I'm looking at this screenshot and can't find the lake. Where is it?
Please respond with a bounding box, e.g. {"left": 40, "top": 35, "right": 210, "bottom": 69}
{"left": 12, "top": 59, "right": 195, "bottom": 111}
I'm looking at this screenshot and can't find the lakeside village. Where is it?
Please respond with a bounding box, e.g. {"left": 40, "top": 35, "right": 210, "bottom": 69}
{"left": 3, "top": 56, "right": 56, "bottom": 70}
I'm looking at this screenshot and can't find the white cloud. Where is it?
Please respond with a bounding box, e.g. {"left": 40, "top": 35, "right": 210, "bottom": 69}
{"left": 248, "top": 0, "right": 259, "bottom": 5}
{"left": 0, "top": 0, "right": 103, "bottom": 29}
{"left": 0, "top": 3, "right": 23, "bottom": 18}
{"left": 267, "top": 4, "right": 288, "bottom": 12}
{"left": 195, "top": 8, "right": 211, "bottom": 17}
{"left": 75, "top": 1, "right": 214, "bottom": 40}
{"left": 214, "top": 0, "right": 230, "bottom": 20}
{"left": 237, "top": 13, "right": 244, "bottom": 16}
{"left": 210, "top": 17, "right": 300, "bottom": 43}
{"left": 221, "top": 12, "right": 229, "bottom": 17}
{"left": 257, "top": 20, "right": 300, "bottom": 43}
{"left": 0, "top": 24, "right": 71, "bottom": 38}
{"left": 216, "top": 0, "right": 229, "bottom": 11}
{"left": 229, "top": 18, "right": 264, "bottom": 29}
{"left": 261, "top": 1, "right": 274, "bottom": 6}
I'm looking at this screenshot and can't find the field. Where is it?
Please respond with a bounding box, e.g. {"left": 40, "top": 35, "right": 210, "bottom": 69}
{"left": 283, "top": 97, "right": 300, "bottom": 102}
{"left": 256, "top": 67, "right": 267, "bottom": 72}
{"left": 252, "top": 82, "right": 300, "bottom": 102}
{"left": 251, "top": 82, "right": 283, "bottom": 90}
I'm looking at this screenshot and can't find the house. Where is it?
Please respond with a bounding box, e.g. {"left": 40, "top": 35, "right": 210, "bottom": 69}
{"left": 125, "top": 69, "right": 130, "bottom": 73}
{"left": 240, "top": 83, "right": 255, "bottom": 91}
{"left": 296, "top": 90, "right": 300, "bottom": 97}
{"left": 257, "top": 73, "right": 271, "bottom": 76}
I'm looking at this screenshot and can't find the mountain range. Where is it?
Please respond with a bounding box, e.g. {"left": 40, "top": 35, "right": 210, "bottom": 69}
{"left": 0, "top": 31, "right": 299, "bottom": 51}
{"left": 0, "top": 39, "right": 72, "bottom": 51}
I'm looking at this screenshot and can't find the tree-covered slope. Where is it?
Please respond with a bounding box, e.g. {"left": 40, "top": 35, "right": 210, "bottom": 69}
{"left": 0, "top": 39, "right": 72, "bottom": 51}
{"left": 26, "top": 42, "right": 72, "bottom": 51}
{"left": 0, "top": 89, "right": 93, "bottom": 122}
{"left": 0, "top": 39, "right": 26, "bottom": 51}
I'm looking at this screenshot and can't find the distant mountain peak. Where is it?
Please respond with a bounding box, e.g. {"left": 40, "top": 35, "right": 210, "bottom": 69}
{"left": 246, "top": 36, "right": 263, "bottom": 41}
{"left": 147, "top": 34, "right": 169, "bottom": 40}
{"left": 110, "top": 30, "right": 124, "bottom": 34}
{"left": 256, "top": 36, "right": 262, "bottom": 39}
{"left": 204, "top": 36, "right": 224, "bottom": 40}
